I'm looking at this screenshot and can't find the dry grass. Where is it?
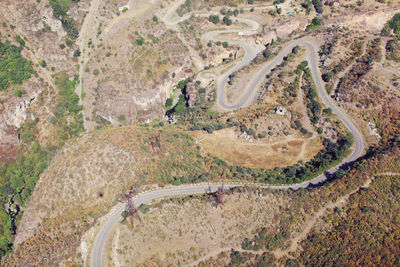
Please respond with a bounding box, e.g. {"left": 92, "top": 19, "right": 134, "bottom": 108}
{"left": 104, "top": 190, "right": 284, "bottom": 266}
{"left": 192, "top": 128, "right": 322, "bottom": 168}
{"left": 5, "top": 124, "right": 211, "bottom": 266}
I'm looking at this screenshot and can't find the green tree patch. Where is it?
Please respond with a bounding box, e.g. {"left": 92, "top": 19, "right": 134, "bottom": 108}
{"left": 0, "top": 40, "right": 35, "bottom": 91}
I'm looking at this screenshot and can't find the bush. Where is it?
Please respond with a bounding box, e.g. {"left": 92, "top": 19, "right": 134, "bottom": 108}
{"left": 39, "top": 60, "right": 47, "bottom": 68}
{"left": 323, "top": 108, "right": 332, "bottom": 115}
{"left": 73, "top": 49, "right": 81, "bottom": 57}
{"left": 306, "top": 17, "right": 322, "bottom": 31}
{"left": 15, "top": 35, "right": 25, "bottom": 47}
{"left": 223, "top": 15, "right": 232, "bottom": 26}
{"left": 165, "top": 97, "right": 173, "bottom": 109}
{"left": 263, "top": 48, "right": 272, "bottom": 59}
{"left": 14, "top": 89, "right": 24, "bottom": 97}
{"left": 135, "top": 36, "right": 144, "bottom": 46}
{"left": 208, "top": 14, "right": 220, "bottom": 24}
{"left": 322, "top": 72, "right": 332, "bottom": 82}
{"left": 118, "top": 114, "right": 126, "bottom": 121}
{"left": 312, "top": 0, "right": 323, "bottom": 13}
{"left": 49, "top": 0, "right": 80, "bottom": 40}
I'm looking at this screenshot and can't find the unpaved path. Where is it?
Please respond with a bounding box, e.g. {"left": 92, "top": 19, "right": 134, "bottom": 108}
{"left": 189, "top": 246, "right": 265, "bottom": 266}
{"left": 75, "top": 0, "right": 102, "bottom": 128}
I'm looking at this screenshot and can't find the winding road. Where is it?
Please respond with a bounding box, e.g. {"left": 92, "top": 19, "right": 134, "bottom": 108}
{"left": 90, "top": 2, "right": 365, "bottom": 266}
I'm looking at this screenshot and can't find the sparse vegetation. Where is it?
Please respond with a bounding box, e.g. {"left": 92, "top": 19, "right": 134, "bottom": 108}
{"left": 52, "top": 72, "right": 84, "bottom": 141}
{"left": 306, "top": 17, "right": 322, "bottom": 31}
{"left": 49, "top": 0, "right": 80, "bottom": 40}
{"left": 176, "top": 0, "right": 192, "bottom": 17}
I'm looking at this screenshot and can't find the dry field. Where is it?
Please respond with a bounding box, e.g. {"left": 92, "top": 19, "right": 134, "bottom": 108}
{"left": 104, "top": 190, "right": 284, "bottom": 266}
{"left": 191, "top": 128, "right": 322, "bottom": 168}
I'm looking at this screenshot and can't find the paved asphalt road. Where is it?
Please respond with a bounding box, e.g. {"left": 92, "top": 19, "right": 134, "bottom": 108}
{"left": 90, "top": 7, "right": 365, "bottom": 267}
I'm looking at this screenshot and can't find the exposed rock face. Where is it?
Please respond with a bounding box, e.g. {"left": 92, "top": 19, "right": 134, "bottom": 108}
{"left": 0, "top": 90, "right": 39, "bottom": 158}
{"left": 261, "top": 18, "right": 307, "bottom": 44}
{"left": 14, "top": 2, "right": 67, "bottom": 39}
{"left": 185, "top": 82, "right": 198, "bottom": 107}
{"left": 0, "top": 0, "right": 84, "bottom": 73}
{"left": 82, "top": 14, "right": 194, "bottom": 127}
{"left": 5, "top": 93, "right": 38, "bottom": 129}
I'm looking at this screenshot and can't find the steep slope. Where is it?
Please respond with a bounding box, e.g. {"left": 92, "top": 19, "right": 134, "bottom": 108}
{"left": 3, "top": 123, "right": 216, "bottom": 266}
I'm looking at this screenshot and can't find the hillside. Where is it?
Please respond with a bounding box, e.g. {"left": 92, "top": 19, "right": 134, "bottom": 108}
{"left": 3, "top": 123, "right": 219, "bottom": 265}
{"left": 100, "top": 137, "right": 400, "bottom": 266}
{"left": 0, "top": 0, "right": 399, "bottom": 265}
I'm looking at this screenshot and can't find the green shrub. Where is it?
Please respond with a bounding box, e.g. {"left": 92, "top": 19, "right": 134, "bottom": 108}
{"left": 73, "top": 49, "right": 81, "bottom": 57}
{"left": 0, "top": 143, "right": 49, "bottom": 259}
{"left": 223, "top": 15, "right": 232, "bottom": 26}
{"left": 209, "top": 14, "right": 220, "bottom": 24}
{"left": 0, "top": 40, "right": 35, "bottom": 91}
{"left": 165, "top": 97, "right": 173, "bottom": 109}
{"left": 39, "top": 60, "right": 47, "bottom": 68}
{"left": 49, "top": 0, "right": 80, "bottom": 40}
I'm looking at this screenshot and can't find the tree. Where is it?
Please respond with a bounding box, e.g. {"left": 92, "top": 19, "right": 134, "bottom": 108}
{"left": 263, "top": 48, "right": 272, "bottom": 59}
{"left": 322, "top": 72, "right": 333, "bottom": 82}
{"left": 312, "top": 0, "right": 323, "bottom": 13}
{"left": 208, "top": 14, "right": 220, "bottom": 24}
{"left": 66, "top": 39, "right": 73, "bottom": 47}
{"left": 152, "top": 15, "right": 158, "bottom": 23}
{"left": 223, "top": 15, "right": 232, "bottom": 26}
{"left": 312, "top": 17, "right": 322, "bottom": 26}
{"left": 73, "top": 49, "right": 81, "bottom": 57}
{"left": 165, "top": 98, "right": 173, "bottom": 109}
{"left": 39, "top": 60, "right": 47, "bottom": 68}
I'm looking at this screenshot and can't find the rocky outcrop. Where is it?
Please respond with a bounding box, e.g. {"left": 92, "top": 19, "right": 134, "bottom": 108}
{"left": 260, "top": 18, "right": 307, "bottom": 44}
{"left": 5, "top": 92, "right": 38, "bottom": 128}
{"left": 185, "top": 82, "right": 198, "bottom": 107}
